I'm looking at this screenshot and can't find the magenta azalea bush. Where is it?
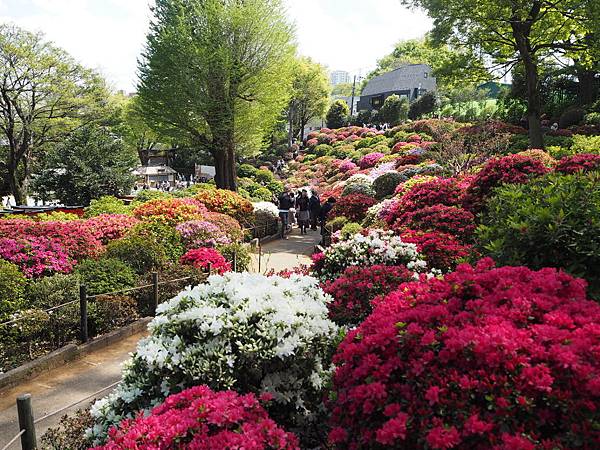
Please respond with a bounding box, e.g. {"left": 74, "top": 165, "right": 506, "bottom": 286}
{"left": 329, "top": 259, "right": 600, "bottom": 449}
{"left": 179, "top": 247, "right": 231, "bottom": 274}
{"left": 92, "top": 386, "right": 299, "bottom": 450}
{"left": 176, "top": 220, "right": 231, "bottom": 249}
{"left": 0, "top": 236, "right": 73, "bottom": 277}
{"left": 359, "top": 152, "right": 386, "bottom": 169}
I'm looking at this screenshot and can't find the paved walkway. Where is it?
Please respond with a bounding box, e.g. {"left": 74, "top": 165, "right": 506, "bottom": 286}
{"left": 250, "top": 226, "right": 321, "bottom": 274}
{"left": 0, "top": 331, "right": 146, "bottom": 449}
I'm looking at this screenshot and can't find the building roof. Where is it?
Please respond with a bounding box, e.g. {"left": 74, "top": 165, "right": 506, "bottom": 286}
{"left": 361, "top": 64, "right": 436, "bottom": 97}
{"left": 133, "top": 165, "right": 178, "bottom": 176}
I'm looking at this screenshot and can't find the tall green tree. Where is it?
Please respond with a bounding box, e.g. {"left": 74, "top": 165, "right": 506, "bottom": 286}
{"left": 138, "top": 0, "right": 296, "bottom": 191}
{"left": 326, "top": 100, "right": 350, "bottom": 129}
{"left": 34, "top": 125, "right": 137, "bottom": 205}
{"left": 0, "top": 24, "right": 108, "bottom": 204}
{"left": 287, "top": 57, "right": 329, "bottom": 144}
{"left": 402, "top": 0, "right": 595, "bottom": 148}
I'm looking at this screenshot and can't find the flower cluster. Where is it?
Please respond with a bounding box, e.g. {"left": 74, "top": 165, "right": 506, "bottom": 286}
{"left": 86, "top": 214, "right": 140, "bottom": 244}
{"left": 400, "top": 230, "right": 474, "bottom": 272}
{"left": 0, "top": 236, "right": 74, "bottom": 277}
{"left": 195, "top": 189, "right": 254, "bottom": 225}
{"left": 312, "top": 229, "right": 426, "bottom": 281}
{"left": 330, "top": 194, "right": 377, "bottom": 223}
{"left": 394, "top": 205, "right": 476, "bottom": 241}
{"left": 555, "top": 153, "right": 600, "bottom": 174}
{"left": 133, "top": 198, "right": 208, "bottom": 225}
{"left": 463, "top": 154, "right": 550, "bottom": 211}
{"left": 322, "top": 264, "right": 415, "bottom": 326}
{"left": 203, "top": 212, "right": 244, "bottom": 242}
{"left": 329, "top": 259, "right": 600, "bottom": 449}
{"left": 92, "top": 385, "right": 299, "bottom": 450}
{"left": 89, "top": 273, "right": 339, "bottom": 444}
{"left": 176, "top": 220, "right": 231, "bottom": 249}
{"left": 359, "top": 152, "right": 385, "bottom": 169}
{"left": 179, "top": 247, "right": 231, "bottom": 274}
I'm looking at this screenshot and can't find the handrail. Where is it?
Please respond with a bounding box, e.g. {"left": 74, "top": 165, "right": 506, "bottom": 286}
{"left": 1, "top": 429, "right": 25, "bottom": 450}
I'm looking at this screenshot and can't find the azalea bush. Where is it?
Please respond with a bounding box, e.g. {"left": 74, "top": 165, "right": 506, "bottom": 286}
{"left": 400, "top": 230, "right": 474, "bottom": 273}
{"left": 312, "top": 229, "right": 426, "bottom": 281}
{"left": 463, "top": 154, "right": 549, "bottom": 212}
{"left": 394, "top": 205, "right": 476, "bottom": 241}
{"left": 0, "top": 260, "right": 27, "bottom": 321}
{"left": 75, "top": 258, "right": 137, "bottom": 296}
{"left": 372, "top": 172, "right": 405, "bottom": 199}
{"left": 132, "top": 198, "right": 207, "bottom": 225}
{"left": 88, "top": 273, "right": 339, "bottom": 446}
{"left": 91, "top": 386, "right": 299, "bottom": 450}
{"left": 195, "top": 189, "right": 254, "bottom": 225}
{"left": 176, "top": 220, "right": 231, "bottom": 249}
{"left": 127, "top": 219, "right": 184, "bottom": 262}
{"left": 85, "top": 214, "right": 140, "bottom": 244}
{"left": 0, "top": 236, "right": 74, "bottom": 278}
{"left": 85, "top": 196, "right": 131, "bottom": 218}
{"left": 179, "top": 247, "right": 231, "bottom": 274}
{"left": 328, "top": 259, "right": 600, "bottom": 449}
{"left": 477, "top": 172, "right": 600, "bottom": 298}
{"left": 203, "top": 212, "right": 244, "bottom": 242}
{"left": 330, "top": 194, "right": 377, "bottom": 223}
{"left": 555, "top": 153, "right": 600, "bottom": 174}
{"left": 105, "top": 235, "right": 168, "bottom": 275}
{"left": 359, "top": 152, "right": 386, "bottom": 169}
{"left": 322, "top": 264, "right": 414, "bottom": 327}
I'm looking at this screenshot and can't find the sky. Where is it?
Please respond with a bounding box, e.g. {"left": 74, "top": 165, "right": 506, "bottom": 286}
{"left": 0, "top": 0, "right": 432, "bottom": 92}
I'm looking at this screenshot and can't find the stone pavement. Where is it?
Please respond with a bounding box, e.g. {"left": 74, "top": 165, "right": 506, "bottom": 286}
{"left": 0, "top": 331, "right": 146, "bottom": 449}
{"left": 250, "top": 226, "right": 321, "bottom": 274}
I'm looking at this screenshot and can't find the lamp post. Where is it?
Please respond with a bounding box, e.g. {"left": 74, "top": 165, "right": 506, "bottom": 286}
{"left": 350, "top": 74, "right": 364, "bottom": 117}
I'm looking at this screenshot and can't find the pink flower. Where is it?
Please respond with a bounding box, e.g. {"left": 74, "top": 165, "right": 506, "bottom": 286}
{"left": 426, "top": 426, "right": 461, "bottom": 449}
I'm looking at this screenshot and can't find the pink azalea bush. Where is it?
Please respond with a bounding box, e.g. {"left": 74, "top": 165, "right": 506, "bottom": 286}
{"left": 555, "top": 153, "right": 600, "bottom": 174}
{"left": 176, "top": 220, "right": 231, "bottom": 249}
{"left": 0, "top": 236, "right": 73, "bottom": 277}
{"left": 92, "top": 385, "right": 299, "bottom": 450}
{"left": 85, "top": 214, "right": 140, "bottom": 244}
{"left": 359, "top": 152, "right": 386, "bottom": 169}
{"left": 180, "top": 247, "right": 231, "bottom": 274}
{"left": 328, "top": 259, "right": 600, "bottom": 449}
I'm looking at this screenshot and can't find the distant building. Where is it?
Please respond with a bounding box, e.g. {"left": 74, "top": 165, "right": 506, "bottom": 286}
{"left": 357, "top": 64, "right": 436, "bottom": 112}
{"left": 330, "top": 70, "right": 350, "bottom": 86}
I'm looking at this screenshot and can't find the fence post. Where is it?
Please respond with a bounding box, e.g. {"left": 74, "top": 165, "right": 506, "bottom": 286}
{"left": 233, "top": 251, "right": 237, "bottom": 272}
{"left": 79, "top": 285, "right": 88, "bottom": 343}
{"left": 17, "top": 394, "right": 36, "bottom": 450}
{"left": 258, "top": 242, "right": 262, "bottom": 274}
{"left": 152, "top": 272, "right": 159, "bottom": 314}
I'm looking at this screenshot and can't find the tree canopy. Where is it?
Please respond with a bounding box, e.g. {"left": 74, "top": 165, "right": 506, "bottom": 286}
{"left": 138, "top": 0, "right": 296, "bottom": 190}
{"left": 326, "top": 100, "right": 350, "bottom": 129}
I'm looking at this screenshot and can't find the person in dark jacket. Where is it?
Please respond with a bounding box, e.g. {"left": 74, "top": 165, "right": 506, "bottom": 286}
{"left": 309, "top": 191, "right": 321, "bottom": 231}
{"left": 277, "top": 191, "right": 294, "bottom": 239}
{"left": 296, "top": 190, "right": 310, "bottom": 235}
{"left": 319, "top": 197, "right": 336, "bottom": 234}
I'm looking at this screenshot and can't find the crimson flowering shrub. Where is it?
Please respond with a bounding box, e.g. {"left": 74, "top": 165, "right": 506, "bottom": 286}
{"left": 400, "top": 230, "right": 474, "bottom": 272}
{"left": 394, "top": 205, "right": 476, "bottom": 241}
{"left": 331, "top": 194, "right": 377, "bottom": 222}
{"left": 195, "top": 189, "right": 255, "bottom": 225}
{"left": 0, "top": 237, "right": 73, "bottom": 277}
{"left": 555, "top": 153, "right": 600, "bottom": 174}
{"left": 359, "top": 152, "right": 386, "bottom": 169}
{"left": 180, "top": 247, "right": 231, "bottom": 274}
{"left": 133, "top": 198, "right": 208, "bottom": 225}
{"left": 329, "top": 259, "right": 600, "bottom": 449}
{"left": 0, "top": 219, "right": 102, "bottom": 260}
{"left": 85, "top": 214, "right": 140, "bottom": 244}
{"left": 322, "top": 264, "right": 415, "bottom": 326}
{"left": 462, "top": 154, "right": 549, "bottom": 212}
{"left": 93, "top": 386, "right": 299, "bottom": 450}
{"left": 395, "top": 154, "right": 424, "bottom": 167}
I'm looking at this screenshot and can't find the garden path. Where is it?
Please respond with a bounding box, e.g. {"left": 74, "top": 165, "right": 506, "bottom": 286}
{"left": 0, "top": 331, "right": 146, "bottom": 449}
{"left": 250, "top": 226, "right": 321, "bottom": 274}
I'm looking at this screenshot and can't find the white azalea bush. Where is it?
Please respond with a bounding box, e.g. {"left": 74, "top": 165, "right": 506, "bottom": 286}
{"left": 312, "top": 228, "right": 427, "bottom": 281}
{"left": 253, "top": 201, "right": 280, "bottom": 238}
{"left": 88, "top": 272, "right": 339, "bottom": 445}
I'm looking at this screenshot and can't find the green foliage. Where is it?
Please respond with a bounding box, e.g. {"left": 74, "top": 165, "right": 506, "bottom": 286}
{"left": 25, "top": 273, "right": 79, "bottom": 309}
{"left": 133, "top": 190, "right": 173, "bottom": 205}
{"left": 584, "top": 112, "right": 600, "bottom": 126}
{"left": 340, "top": 222, "right": 363, "bottom": 240}
{"left": 106, "top": 235, "right": 169, "bottom": 275}
{"left": 0, "top": 260, "right": 27, "bottom": 322}
{"left": 217, "top": 242, "right": 251, "bottom": 272}
{"left": 326, "top": 100, "right": 350, "bottom": 129}
{"left": 477, "top": 173, "right": 600, "bottom": 299}
{"left": 75, "top": 258, "right": 137, "bottom": 296}
{"left": 380, "top": 95, "right": 409, "bottom": 126}
{"left": 559, "top": 107, "right": 586, "bottom": 129}
{"left": 34, "top": 126, "right": 137, "bottom": 205}
{"left": 571, "top": 135, "right": 600, "bottom": 154}
{"left": 409, "top": 91, "right": 439, "bottom": 120}
{"left": 326, "top": 216, "right": 349, "bottom": 233}
{"left": 85, "top": 196, "right": 131, "bottom": 218}
{"left": 373, "top": 172, "right": 405, "bottom": 199}
{"left": 238, "top": 164, "right": 258, "bottom": 178}
{"left": 314, "top": 144, "right": 333, "bottom": 156}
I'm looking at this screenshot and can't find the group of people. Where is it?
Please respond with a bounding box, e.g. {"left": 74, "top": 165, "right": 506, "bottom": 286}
{"left": 276, "top": 189, "right": 336, "bottom": 239}
{"left": 363, "top": 123, "right": 391, "bottom": 131}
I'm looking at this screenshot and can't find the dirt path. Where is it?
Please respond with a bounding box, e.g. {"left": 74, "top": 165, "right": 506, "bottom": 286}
{"left": 0, "top": 331, "right": 146, "bottom": 449}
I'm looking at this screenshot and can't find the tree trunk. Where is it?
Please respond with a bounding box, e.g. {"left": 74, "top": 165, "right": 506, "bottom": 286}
{"left": 7, "top": 158, "right": 25, "bottom": 206}
{"left": 577, "top": 68, "right": 599, "bottom": 106}
{"left": 287, "top": 103, "right": 295, "bottom": 148}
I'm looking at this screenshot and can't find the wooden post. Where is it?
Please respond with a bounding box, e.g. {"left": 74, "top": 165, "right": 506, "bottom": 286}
{"left": 152, "top": 272, "right": 159, "bottom": 314}
{"left": 17, "top": 394, "right": 36, "bottom": 450}
{"left": 258, "top": 243, "right": 262, "bottom": 274}
{"left": 79, "top": 285, "right": 88, "bottom": 343}
{"left": 233, "top": 251, "right": 237, "bottom": 272}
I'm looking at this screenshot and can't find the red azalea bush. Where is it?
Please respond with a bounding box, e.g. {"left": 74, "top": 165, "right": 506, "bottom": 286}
{"left": 322, "top": 264, "right": 415, "bottom": 326}
{"left": 395, "top": 154, "right": 425, "bottom": 167}
{"left": 133, "top": 198, "right": 208, "bottom": 225}
{"left": 85, "top": 214, "right": 140, "bottom": 244}
{"left": 0, "top": 236, "right": 74, "bottom": 277}
{"left": 195, "top": 189, "right": 254, "bottom": 225}
{"left": 329, "top": 259, "right": 600, "bottom": 449}
{"left": 400, "top": 230, "right": 473, "bottom": 272}
{"left": 359, "top": 152, "right": 386, "bottom": 169}
{"left": 463, "top": 155, "right": 550, "bottom": 212}
{"left": 0, "top": 219, "right": 103, "bottom": 260}
{"left": 330, "top": 194, "right": 377, "bottom": 222}
{"left": 555, "top": 154, "right": 600, "bottom": 174}
{"left": 180, "top": 247, "right": 231, "bottom": 274}
{"left": 394, "top": 205, "right": 476, "bottom": 241}
{"left": 93, "top": 385, "right": 299, "bottom": 450}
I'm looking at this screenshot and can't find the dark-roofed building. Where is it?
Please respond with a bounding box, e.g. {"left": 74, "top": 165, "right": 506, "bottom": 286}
{"left": 357, "top": 64, "right": 436, "bottom": 112}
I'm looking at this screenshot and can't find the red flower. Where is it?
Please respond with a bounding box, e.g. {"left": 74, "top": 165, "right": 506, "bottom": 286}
{"left": 180, "top": 247, "right": 231, "bottom": 274}
{"left": 330, "top": 193, "right": 377, "bottom": 222}
{"left": 555, "top": 153, "right": 600, "bottom": 174}
{"left": 426, "top": 426, "right": 461, "bottom": 449}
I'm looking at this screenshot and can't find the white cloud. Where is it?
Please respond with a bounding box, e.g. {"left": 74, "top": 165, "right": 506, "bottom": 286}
{"left": 0, "top": 0, "right": 432, "bottom": 91}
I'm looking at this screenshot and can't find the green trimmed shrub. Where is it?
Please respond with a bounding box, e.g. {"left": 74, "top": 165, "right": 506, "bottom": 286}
{"left": 75, "top": 258, "right": 137, "bottom": 296}
{"left": 477, "top": 173, "right": 600, "bottom": 299}
{"left": 105, "top": 235, "right": 169, "bottom": 275}
{"left": 326, "top": 216, "right": 348, "bottom": 233}
{"left": 128, "top": 219, "right": 184, "bottom": 262}
{"left": 340, "top": 222, "right": 363, "bottom": 240}
{"left": 314, "top": 144, "right": 333, "bottom": 157}
{"left": 238, "top": 164, "right": 258, "bottom": 178}
{"left": 373, "top": 172, "right": 405, "bottom": 199}
{"left": 0, "top": 260, "right": 27, "bottom": 322}
{"left": 85, "top": 196, "right": 131, "bottom": 218}
{"left": 571, "top": 134, "right": 600, "bottom": 155}
{"left": 217, "top": 242, "right": 251, "bottom": 272}
{"left": 25, "top": 273, "right": 79, "bottom": 309}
